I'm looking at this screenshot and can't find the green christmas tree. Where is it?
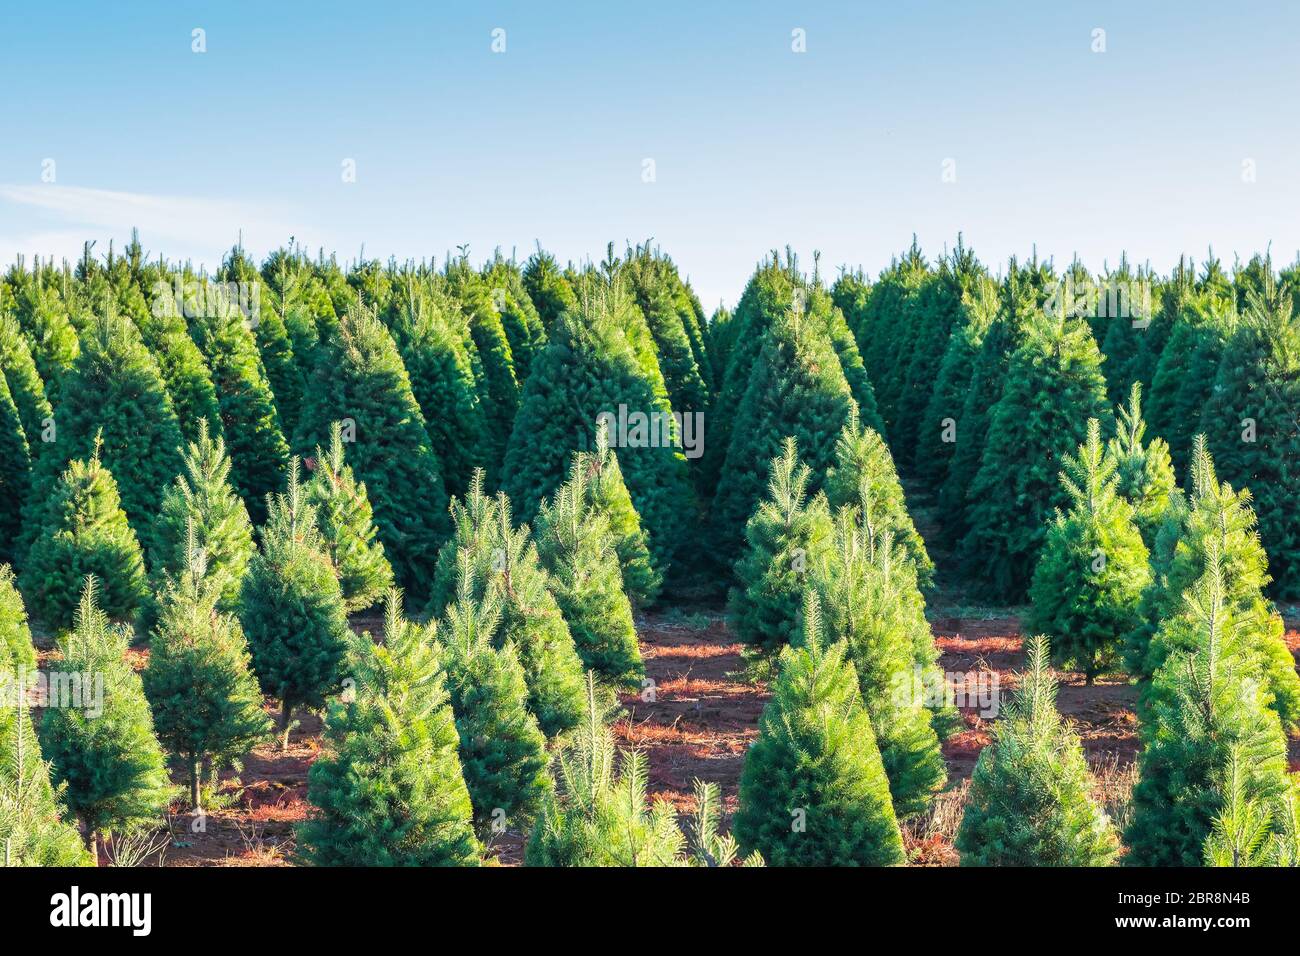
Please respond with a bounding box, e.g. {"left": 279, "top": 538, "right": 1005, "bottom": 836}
{"left": 577, "top": 422, "right": 661, "bottom": 607}
{"left": 239, "top": 459, "right": 350, "bottom": 749}
{"left": 22, "top": 447, "right": 147, "bottom": 630}
{"left": 1027, "top": 419, "right": 1151, "bottom": 683}
{"left": 1106, "top": 382, "right": 1176, "bottom": 546}
{"left": 296, "top": 592, "right": 480, "bottom": 866}
{"left": 135, "top": 302, "right": 223, "bottom": 447}
{"left": 1202, "top": 748, "right": 1300, "bottom": 867}
{"left": 955, "top": 636, "right": 1119, "bottom": 866}
{"left": 535, "top": 470, "right": 643, "bottom": 686}
{"left": 439, "top": 567, "right": 552, "bottom": 836}
{"left": 143, "top": 531, "right": 271, "bottom": 810}
{"left": 8, "top": 279, "right": 78, "bottom": 402}
{"left": 961, "top": 311, "right": 1111, "bottom": 601}
{"left": 728, "top": 439, "right": 833, "bottom": 655}
{"left": 522, "top": 248, "right": 578, "bottom": 333}
{"left": 306, "top": 421, "right": 394, "bottom": 613}
{"left": 295, "top": 302, "right": 449, "bottom": 603}
{"left": 0, "top": 311, "right": 54, "bottom": 457}
{"left": 0, "top": 374, "right": 30, "bottom": 561}
{"left": 0, "top": 566, "right": 36, "bottom": 673}
{"left": 1125, "top": 556, "right": 1293, "bottom": 866}
{"left": 40, "top": 579, "right": 172, "bottom": 863}
{"left": 449, "top": 260, "right": 520, "bottom": 478}
{"left": 733, "top": 595, "right": 906, "bottom": 866}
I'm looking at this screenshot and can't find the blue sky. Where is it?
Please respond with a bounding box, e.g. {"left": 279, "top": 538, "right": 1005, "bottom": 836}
{"left": 3, "top": 1, "right": 1299, "bottom": 309}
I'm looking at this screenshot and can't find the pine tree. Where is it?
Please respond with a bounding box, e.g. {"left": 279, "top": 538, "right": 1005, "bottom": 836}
{"left": 576, "top": 422, "right": 661, "bottom": 607}
{"left": 824, "top": 408, "right": 934, "bottom": 588}
{"left": 450, "top": 261, "right": 520, "bottom": 478}
{"left": 0, "top": 374, "right": 30, "bottom": 562}
{"left": 1200, "top": 278, "right": 1300, "bottom": 597}
{"left": 710, "top": 305, "right": 856, "bottom": 569}
{"left": 855, "top": 245, "right": 928, "bottom": 428}
{"left": 1125, "top": 556, "right": 1293, "bottom": 866}
{"left": 306, "top": 421, "right": 394, "bottom": 612}
{"left": 239, "top": 459, "right": 350, "bottom": 749}
{"left": 295, "top": 302, "right": 449, "bottom": 603}
{"left": 30, "top": 313, "right": 184, "bottom": 551}
{"left": 135, "top": 303, "right": 223, "bottom": 447}
{"left": 956, "top": 636, "right": 1119, "bottom": 866}
{"left": 9, "top": 279, "right": 78, "bottom": 402}
{"left": 22, "top": 448, "right": 147, "bottom": 630}
{"left": 0, "top": 567, "right": 36, "bottom": 674}
{"left": 40, "top": 579, "right": 172, "bottom": 861}
{"left": 1027, "top": 419, "right": 1151, "bottom": 683}
{"left": 439, "top": 567, "right": 552, "bottom": 835}
{"left": 148, "top": 419, "right": 255, "bottom": 615}
{"left": 535, "top": 470, "right": 643, "bottom": 686}
{"left": 1202, "top": 748, "right": 1300, "bottom": 867}
{"left": 190, "top": 303, "right": 289, "bottom": 525}
{"left": 484, "top": 253, "right": 548, "bottom": 385}
{"left": 297, "top": 592, "right": 480, "bottom": 866}
{"left": 733, "top": 595, "right": 906, "bottom": 866}
{"left": 0, "top": 311, "right": 54, "bottom": 457}
{"left": 728, "top": 439, "right": 833, "bottom": 655}
{"left": 143, "top": 531, "right": 271, "bottom": 811}
{"left": 0, "top": 677, "right": 89, "bottom": 866}
{"left": 526, "top": 676, "right": 687, "bottom": 867}
{"left": 1107, "top": 382, "right": 1176, "bottom": 546}
{"left": 961, "top": 312, "right": 1111, "bottom": 601}
{"left": 522, "top": 249, "right": 578, "bottom": 333}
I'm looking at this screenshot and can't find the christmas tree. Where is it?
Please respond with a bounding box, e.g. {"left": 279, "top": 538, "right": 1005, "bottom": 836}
{"left": 135, "top": 302, "right": 223, "bottom": 447}
{"left": 143, "top": 531, "right": 271, "bottom": 810}
{"left": 521, "top": 248, "right": 578, "bottom": 333}
{"left": 296, "top": 591, "right": 480, "bottom": 866}
{"left": 0, "top": 566, "right": 36, "bottom": 674}
{"left": 1027, "top": 419, "right": 1151, "bottom": 683}
{"left": 1106, "top": 382, "right": 1176, "bottom": 547}
{"left": 733, "top": 595, "right": 906, "bottom": 866}
{"left": 40, "top": 578, "right": 172, "bottom": 863}
{"left": 0, "top": 311, "right": 54, "bottom": 457}
{"left": 449, "top": 259, "right": 520, "bottom": 478}
{"left": 728, "top": 439, "right": 833, "bottom": 655}
{"left": 22, "top": 446, "right": 148, "bottom": 629}
{"left": 956, "top": 636, "right": 1119, "bottom": 866}
{"left": 0, "top": 374, "right": 30, "bottom": 562}
{"left": 306, "top": 421, "right": 394, "bottom": 613}
{"left": 239, "top": 459, "right": 350, "bottom": 749}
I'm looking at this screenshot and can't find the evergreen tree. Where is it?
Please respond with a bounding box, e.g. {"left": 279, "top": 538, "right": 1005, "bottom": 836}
{"left": 251, "top": 284, "right": 307, "bottom": 443}
{"left": 148, "top": 419, "right": 255, "bottom": 614}
{"left": 40, "top": 579, "right": 172, "bottom": 862}
{"left": 31, "top": 313, "right": 184, "bottom": 551}
{"left": 1202, "top": 748, "right": 1300, "bottom": 867}
{"left": 22, "top": 448, "right": 147, "bottom": 630}
{"left": 440, "top": 568, "right": 552, "bottom": 835}
{"left": 0, "top": 374, "right": 30, "bottom": 562}
{"left": 956, "top": 636, "right": 1119, "bottom": 866}
{"left": 306, "top": 421, "right": 394, "bottom": 613}
{"left": 961, "top": 312, "right": 1111, "bottom": 601}
{"left": 297, "top": 592, "right": 480, "bottom": 866}
{"left": 535, "top": 470, "right": 643, "bottom": 686}
{"left": 450, "top": 261, "right": 520, "bottom": 478}
{"left": 526, "top": 676, "right": 687, "bottom": 867}
{"left": 1200, "top": 278, "right": 1300, "bottom": 597}
{"left": 824, "top": 408, "right": 934, "bottom": 588}
{"left": 143, "top": 532, "right": 271, "bottom": 810}
{"left": 1107, "top": 382, "right": 1176, "bottom": 547}
{"left": 0, "top": 678, "right": 89, "bottom": 866}
{"left": 135, "top": 304, "right": 223, "bottom": 447}
{"left": 710, "top": 306, "right": 856, "bottom": 568}
{"left": 0, "top": 567, "right": 36, "bottom": 674}
{"left": 484, "top": 253, "right": 548, "bottom": 385}
{"left": 296, "top": 303, "right": 449, "bottom": 602}
{"left": 1125, "top": 557, "right": 1293, "bottom": 866}
{"left": 240, "top": 460, "right": 350, "bottom": 749}
{"left": 808, "top": 514, "right": 948, "bottom": 817}
{"left": 728, "top": 439, "right": 833, "bottom": 655}
{"left": 0, "top": 311, "right": 54, "bottom": 457}
{"left": 522, "top": 249, "right": 578, "bottom": 333}
{"left": 9, "top": 279, "right": 78, "bottom": 401}
{"left": 577, "top": 422, "right": 661, "bottom": 607}
{"left": 733, "top": 595, "right": 906, "bottom": 866}
{"left": 1027, "top": 420, "right": 1151, "bottom": 683}
{"left": 191, "top": 304, "right": 289, "bottom": 525}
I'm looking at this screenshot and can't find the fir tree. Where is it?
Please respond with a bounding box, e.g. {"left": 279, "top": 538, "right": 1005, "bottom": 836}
{"left": 148, "top": 419, "right": 255, "bottom": 615}
{"left": 9, "top": 279, "right": 78, "bottom": 401}
{"left": 733, "top": 595, "right": 906, "bottom": 866}
{"left": 295, "top": 303, "right": 449, "bottom": 603}
{"left": 535, "top": 470, "right": 643, "bottom": 686}
{"left": 526, "top": 676, "right": 686, "bottom": 867}
{"left": 1202, "top": 748, "right": 1300, "bottom": 867}
{"left": 191, "top": 302, "right": 290, "bottom": 525}
{"left": 240, "top": 459, "right": 350, "bottom": 749}
{"left": 956, "top": 636, "right": 1119, "bottom": 866}
{"left": 0, "top": 311, "right": 54, "bottom": 457}
{"left": 710, "top": 305, "right": 856, "bottom": 568}
{"left": 143, "top": 532, "right": 271, "bottom": 810}
{"left": 1107, "top": 382, "right": 1176, "bottom": 547}
{"left": 0, "top": 677, "right": 89, "bottom": 866}
{"left": 450, "top": 261, "right": 520, "bottom": 478}
{"left": 0, "top": 374, "right": 30, "bottom": 562}
{"left": 824, "top": 408, "right": 934, "bottom": 588}
{"left": 306, "top": 421, "right": 394, "bottom": 613}
{"left": 440, "top": 567, "right": 552, "bottom": 835}
{"left": 22, "top": 448, "right": 147, "bottom": 630}
{"left": 484, "top": 253, "right": 548, "bottom": 385}
{"left": 728, "top": 439, "right": 833, "bottom": 655}
{"left": 522, "top": 249, "right": 578, "bottom": 333}
{"left": 0, "top": 567, "right": 36, "bottom": 674}
{"left": 296, "top": 592, "right": 480, "bottom": 866}
{"left": 961, "top": 312, "right": 1111, "bottom": 601}
{"left": 40, "top": 579, "right": 172, "bottom": 862}
{"left": 1027, "top": 419, "right": 1151, "bottom": 683}
{"left": 1125, "top": 557, "right": 1293, "bottom": 866}
{"left": 135, "top": 303, "right": 223, "bottom": 447}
